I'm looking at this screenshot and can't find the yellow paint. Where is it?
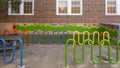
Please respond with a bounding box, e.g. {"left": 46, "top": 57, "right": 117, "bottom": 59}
{"left": 102, "top": 31, "right": 110, "bottom": 45}
{"left": 73, "top": 31, "right": 83, "bottom": 46}
{"left": 73, "top": 31, "right": 110, "bottom": 46}
{"left": 92, "top": 31, "right": 100, "bottom": 45}
{"left": 83, "top": 31, "right": 90, "bottom": 45}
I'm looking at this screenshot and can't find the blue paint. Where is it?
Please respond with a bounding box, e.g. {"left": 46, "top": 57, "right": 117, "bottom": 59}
{"left": 12, "top": 37, "right": 24, "bottom": 67}
{"left": 53, "top": 30, "right": 59, "bottom": 43}
{"left": 43, "top": 30, "right": 50, "bottom": 43}
{"left": 32, "top": 30, "right": 40, "bottom": 46}
{"left": 3, "top": 38, "right": 15, "bottom": 63}
{"left": 62, "top": 31, "right": 70, "bottom": 43}
{"left": 0, "top": 37, "right": 24, "bottom": 67}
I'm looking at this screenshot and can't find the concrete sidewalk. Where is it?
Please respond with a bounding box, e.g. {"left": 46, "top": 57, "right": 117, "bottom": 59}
{"left": 0, "top": 44, "right": 120, "bottom": 68}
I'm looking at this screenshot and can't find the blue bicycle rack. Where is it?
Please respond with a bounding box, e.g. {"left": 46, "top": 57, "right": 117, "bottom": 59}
{"left": 42, "top": 30, "right": 50, "bottom": 43}
{"left": 62, "top": 31, "right": 70, "bottom": 44}
{"left": 0, "top": 37, "right": 24, "bottom": 67}
{"left": 32, "top": 30, "right": 40, "bottom": 46}
{"left": 12, "top": 38, "right": 24, "bottom": 67}
{"left": 52, "top": 30, "right": 59, "bottom": 43}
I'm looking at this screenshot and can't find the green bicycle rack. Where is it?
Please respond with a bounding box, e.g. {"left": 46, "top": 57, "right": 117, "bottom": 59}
{"left": 65, "top": 39, "right": 120, "bottom": 68}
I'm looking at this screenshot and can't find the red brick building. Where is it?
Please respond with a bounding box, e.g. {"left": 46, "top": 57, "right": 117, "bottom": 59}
{"left": 0, "top": 0, "right": 120, "bottom": 23}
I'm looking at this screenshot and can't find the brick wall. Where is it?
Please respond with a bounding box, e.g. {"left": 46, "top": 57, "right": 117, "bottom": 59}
{"left": 0, "top": 0, "right": 120, "bottom": 23}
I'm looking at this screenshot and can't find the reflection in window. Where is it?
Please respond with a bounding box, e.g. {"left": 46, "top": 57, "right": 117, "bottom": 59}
{"left": 71, "top": 0, "right": 81, "bottom": 14}
{"left": 9, "top": 0, "right": 34, "bottom": 15}
{"left": 11, "top": 2, "right": 20, "bottom": 14}
{"left": 57, "top": 0, "right": 82, "bottom": 15}
{"left": 58, "top": 1, "right": 67, "bottom": 14}
{"left": 24, "top": 2, "right": 32, "bottom": 13}
{"left": 107, "top": 0, "right": 116, "bottom": 14}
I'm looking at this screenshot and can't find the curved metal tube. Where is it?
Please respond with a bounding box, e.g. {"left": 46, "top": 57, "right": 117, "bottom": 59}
{"left": 52, "top": 30, "right": 59, "bottom": 43}
{"left": 73, "top": 31, "right": 83, "bottom": 46}
{"left": 102, "top": 31, "right": 110, "bottom": 45}
{"left": 42, "top": 30, "right": 50, "bottom": 43}
{"left": 83, "top": 31, "right": 90, "bottom": 45}
{"left": 65, "top": 39, "right": 76, "bottom": 68}
{"left": 73, "top": 31, "right": 90, "bottom": 46}
{"left": 116, "top": 40, "right": 120, "bottom": 61}
{"left": 73, "top": 31, "right": 110, "bottom": 46}
{"left": 65, "top": 39, "right": 120, "bottom": 68}
{"left": 92, "top": 31, "right": 100, "bottom": 45}
{"left": 65, "top": 38, "right": 86, "bottom": 67}
{"left": 3, "top": 29, "right": 10, "bottom": 36}
{"left": 22, "top": 30, "right": 30, "bottom": 46}
{"left": 91, "top": 39, "right": 102, "bottom": 64}
{"left": 74, "top": 39, "right": 91, "bottom": 64}
{"left": 2, "top": 37, "right": 14, "bottom": 63}
{"left": 32, "top": 30, "right": 40, "bottom": 46}
{"left": 13, "top": 30, "right": 20, "bottom": 36}
{"left": 0, "top": 38, "right": 14, "bottom": 63}
{"left": 2, "top": 37, "right": 24, "bottom": 67}
{"left": 101, "top": 39, "right": 120, "bottom": 64}
{"left": 12, "top": 38, "right": 24, "bottom": 67}
{"left": 62, "top": 31, "right": 70, "bottom": 44}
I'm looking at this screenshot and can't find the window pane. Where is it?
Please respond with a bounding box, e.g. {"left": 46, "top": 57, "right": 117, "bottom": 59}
{"left": 24, "top": 0, "right": 33, "bottom": 14}
{"left": 71, "top": 0, "right": 81, "bottom": 14}
{"left": 11, "top": 2, "right": 20, "bottom": 14}
{"left": 107, "top": 0, "right": 116, "bottom": 14}
{"left": 58, "top": 0, "right": 67, "bottom": 14}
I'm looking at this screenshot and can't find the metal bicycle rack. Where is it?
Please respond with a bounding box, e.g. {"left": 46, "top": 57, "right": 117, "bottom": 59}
{"left": 52, "top": 30, "right": 59, "bottom": 43}
{"left": 32, "top": 30, "right": 40, "bottom": 46}
{"left": 13, "top": 30, "right": 20, "bottom": 36}
{"left": 22, "top": 30, "right": 30, "bottom": 46}
{"left": 42, "top": 30, "right": 50, "bottom": 43}
{"left": 73, "top": 31, "right": 110, "bottom": 45}
{"left": 65, "top": 31, "right": 120, "bottom": 68}
{"left": 3, "top": 29, "right": 10, "bottom": 36}
{"left": 62, "top": 31, "right": 70, "bottom": 44}
{"left": 0, "top": 37, "right": 24, "bottom": 68}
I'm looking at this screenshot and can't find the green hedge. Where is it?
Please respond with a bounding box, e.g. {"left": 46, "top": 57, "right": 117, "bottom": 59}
{"left": 16, "top": 25, "right": 118, "bottom": 38}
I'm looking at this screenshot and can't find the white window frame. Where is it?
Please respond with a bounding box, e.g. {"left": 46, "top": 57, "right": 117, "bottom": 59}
{"left": 105, "top": 0, "right": 120, "bottom": 15}
{"left": 56, "top": 0, "right": 83, "bottom": 15}
{"left": 8, "top": 0, "right": 34, "bottom": 15}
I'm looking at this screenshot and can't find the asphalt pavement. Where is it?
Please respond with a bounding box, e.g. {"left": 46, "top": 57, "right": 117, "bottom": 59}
{"left": 0, "top": 44, "right": 120, "bottom": 68}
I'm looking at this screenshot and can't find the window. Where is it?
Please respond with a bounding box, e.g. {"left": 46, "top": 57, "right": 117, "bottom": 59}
{"left": 11, "top": 2, "right": 20, "bottom": 14}
{"left": 24, "top": 0, "right": 33, "bottom": 14}
{"left": 56, "top": 0, "right": 82, "bottom": 15}
{"left": 8, "top": 0, "right": 34, "bottom": 15}
{"left": 58, "top": 0, "right": 67, "bottom": 14}
{"left": 71, "top": 0, "right": 81, "bottom": 14}
{"left": 106, "top": 0, "right": 120, "bottom": 15}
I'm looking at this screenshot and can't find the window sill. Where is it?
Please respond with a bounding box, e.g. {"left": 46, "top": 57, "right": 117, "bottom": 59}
{"left": 106, "top": 13, "right": 120, "bottom": 16}
{"left": 8, "top": 14, "right": 34, "bottom": 16}
{"left": 56, "top": 14, "right": 82, "bottom": 15}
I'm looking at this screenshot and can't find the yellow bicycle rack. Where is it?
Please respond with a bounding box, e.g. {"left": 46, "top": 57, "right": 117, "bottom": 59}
{"left": 73, "top": 31, "right": 110, "bottom": 46}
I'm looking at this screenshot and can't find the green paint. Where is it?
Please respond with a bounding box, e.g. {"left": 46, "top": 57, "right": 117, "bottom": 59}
{"left": 108, "top": 40, "right": 120, "bottom": 64}
{"left": 91, "top": 39, "right": 102, "bottom": 64}
{"left": 65, "top": 39, "right": 120, "bottom": 67}
{"left": 16, "top": 25, "right": 118, "bottom": 38}
{"left": 74, "top": 39, "right": 85, "bottom": 64}
{"left": 65, "top": 39, "right": 76, "bottom": 68}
